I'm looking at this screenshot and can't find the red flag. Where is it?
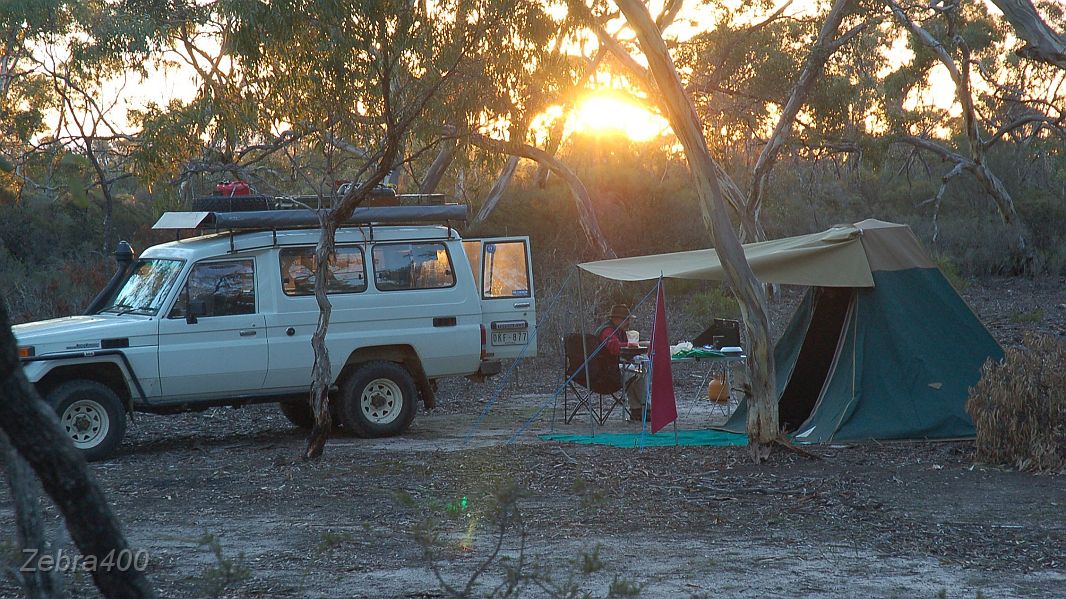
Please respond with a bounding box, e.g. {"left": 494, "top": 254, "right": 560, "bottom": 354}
{"left": 650, "top": 279, "right": 677, "bottom": 433}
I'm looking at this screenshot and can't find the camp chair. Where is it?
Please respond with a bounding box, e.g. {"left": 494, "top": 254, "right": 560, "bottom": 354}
{"left": 562, "top": 333, "right": 628, "bottom": 425}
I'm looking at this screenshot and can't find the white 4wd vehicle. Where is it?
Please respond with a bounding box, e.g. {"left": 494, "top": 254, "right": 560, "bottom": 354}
{"left": 14, "top": 206, "right": 536, "bottom": 460}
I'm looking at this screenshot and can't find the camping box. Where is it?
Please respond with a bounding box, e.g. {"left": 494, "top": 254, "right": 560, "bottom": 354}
{"left": 693, "top": 319, "right": 741, "bottom": 349}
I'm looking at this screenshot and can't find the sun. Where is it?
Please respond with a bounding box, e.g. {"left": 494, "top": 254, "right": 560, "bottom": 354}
{"left": 567, "top": 93, "right": 669, "bottom": 142}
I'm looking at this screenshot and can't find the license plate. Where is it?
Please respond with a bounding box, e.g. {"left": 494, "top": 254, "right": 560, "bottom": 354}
{"left": 491, "top": 331, "right": 528, "bottom": 346}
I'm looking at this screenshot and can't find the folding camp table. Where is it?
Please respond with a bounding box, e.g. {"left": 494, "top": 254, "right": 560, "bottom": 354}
{"left": 625, "top": 349, "right": 746, "bottom": 419}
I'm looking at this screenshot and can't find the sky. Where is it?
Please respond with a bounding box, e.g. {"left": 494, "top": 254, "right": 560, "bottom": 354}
{"left": 52, "top": 0, "right": 1014, "bottom": 143}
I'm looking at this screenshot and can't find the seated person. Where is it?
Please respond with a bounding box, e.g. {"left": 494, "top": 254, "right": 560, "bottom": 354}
{"left": 595, "top": 304, "right": 631, "bottom": 357}
{"left": 595, "top": 304, "right": 647, "bottom": 421}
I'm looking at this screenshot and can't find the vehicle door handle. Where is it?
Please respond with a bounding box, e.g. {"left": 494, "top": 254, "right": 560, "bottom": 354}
{"left": 513, "top": 302, "right": 531, "bottom": 309}
{"left": 239, "top": 330, "right": 257, "bottom": 337}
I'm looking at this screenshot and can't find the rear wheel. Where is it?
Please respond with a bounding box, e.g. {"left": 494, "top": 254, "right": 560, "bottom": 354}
{"left": 279, "top": 400, "right": 314, "bottom": 429}
{"left": 337, "top": 361, "right": 417, "bottom": 438}
{"left": 278, "top": 400, "right": 342, "bottom": 430}
{"left": 47, "top": 380, "right": 127, "bottom": 461}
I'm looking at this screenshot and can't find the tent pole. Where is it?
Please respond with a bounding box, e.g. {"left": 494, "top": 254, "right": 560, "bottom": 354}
{"left": 577, "top": 267, "right": 594, "bottom": 437}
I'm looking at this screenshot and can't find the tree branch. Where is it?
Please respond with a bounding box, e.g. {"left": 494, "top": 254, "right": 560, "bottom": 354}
{"left": 465, "top": 131, "right": 615, "bottom": 258}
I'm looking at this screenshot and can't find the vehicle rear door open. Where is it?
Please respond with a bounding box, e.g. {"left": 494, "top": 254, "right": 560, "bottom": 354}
{"left": 463, "top": 237, "right": 536, "bottom": 361}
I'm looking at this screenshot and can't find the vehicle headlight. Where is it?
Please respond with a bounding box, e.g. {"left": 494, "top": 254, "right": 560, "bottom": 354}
{"left": 17, "top": 346, "right": 35, "bottom": 359}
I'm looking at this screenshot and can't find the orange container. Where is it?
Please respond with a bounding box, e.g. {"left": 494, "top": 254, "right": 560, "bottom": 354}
{"left": 707, "top": 377, "right": 729, "bottom": 403}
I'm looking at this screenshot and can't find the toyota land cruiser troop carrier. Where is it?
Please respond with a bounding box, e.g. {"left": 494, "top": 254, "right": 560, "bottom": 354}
{"left": 13, "top": 204, "right": 536, "bottom": 460}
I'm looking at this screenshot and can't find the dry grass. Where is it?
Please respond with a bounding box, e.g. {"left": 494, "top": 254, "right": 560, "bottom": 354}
{"left": 967, "top": 332, "right": 1066, "bottom": 472}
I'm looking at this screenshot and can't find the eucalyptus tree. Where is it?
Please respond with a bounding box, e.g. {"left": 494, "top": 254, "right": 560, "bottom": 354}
{"left": 989, "top": 0, "right": 1065, "bottom": 69}
{"left": 0, "top": 0, "right": 72, "bottom": 200}
{"left": 879, "top": 0, "right": 1065, "bottom": 253}
{"left": 418, "top": 6, "right": 617, "bottom": 257}
{"left": 566, "top": 0, "right": 780, "bottom": 459}
{"left": 677, "top": 0, "right": 1061, "bottom": 252}
{"left": 1, "top": 5, "right": 162, "bottom": 597}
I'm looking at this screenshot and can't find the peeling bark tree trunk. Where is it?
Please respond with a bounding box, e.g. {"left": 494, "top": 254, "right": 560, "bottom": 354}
{"left": 305, "top": 164, "right": 397, "bottom": 459}
{"left": 467, "top": 132, "right": 616, "bottom": 258}
{"left": 0, "top": 299, "right": 156, "bottom": 598}
{"left": 472, "top": 155, "right": 520, "bottom": 224}
{"left": 2, "top": 431, "right": 64, "bottom": 599}
{"left": 614, "top": 0, "right": 777, "bottom": 460}
{"left": 306, "top": 211, "right": 338, "bottom": 460}
{"left": 987, "top": 0, "right": 1066, "bottom": 69}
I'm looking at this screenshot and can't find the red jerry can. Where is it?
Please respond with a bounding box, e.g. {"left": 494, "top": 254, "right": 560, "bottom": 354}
{"left": 216, "top": 180, "right": 252, "bottom": 196}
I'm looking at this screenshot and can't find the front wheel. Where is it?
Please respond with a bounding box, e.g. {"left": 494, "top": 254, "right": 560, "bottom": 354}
{"left": 47, "top": 380, "right": 127, "bottom": 461}
{"left": 337, "top": 361, "right": 418, "bottom": 438}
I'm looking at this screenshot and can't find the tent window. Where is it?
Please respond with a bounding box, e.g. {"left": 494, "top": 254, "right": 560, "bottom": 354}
{"left": 779, "top": 287, "right": 853, "bottom": 432}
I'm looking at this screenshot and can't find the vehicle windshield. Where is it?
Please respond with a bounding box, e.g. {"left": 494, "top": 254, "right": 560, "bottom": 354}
{"left": 99, "top": 259, "right": 184, "bottom": 315}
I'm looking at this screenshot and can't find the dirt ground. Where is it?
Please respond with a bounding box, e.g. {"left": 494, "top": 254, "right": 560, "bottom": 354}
{"left": 2, "top": 277, "right": 1064, "bottom": 598}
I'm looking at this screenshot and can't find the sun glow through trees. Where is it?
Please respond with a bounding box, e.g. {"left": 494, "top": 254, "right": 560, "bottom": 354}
{"left": 567, "top": 93, "right": 669, "bottom": 142}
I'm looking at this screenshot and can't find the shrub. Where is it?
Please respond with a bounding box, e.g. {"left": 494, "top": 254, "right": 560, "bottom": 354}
{"left": 966, "top": 333, "right": 1066, "bottom": 472}
{"left": 934, "top": 254, "right": 968, "bottom": 291}
{"left": 686, "top": 287, "right": 740, "bottom": 323}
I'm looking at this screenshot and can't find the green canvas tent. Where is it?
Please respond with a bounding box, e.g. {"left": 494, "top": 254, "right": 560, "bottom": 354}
{"left": 579, "top": 219, "right": 1003, "bottom": 443}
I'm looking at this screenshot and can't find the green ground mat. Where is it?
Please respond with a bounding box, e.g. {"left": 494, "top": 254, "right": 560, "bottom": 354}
{"left": 541, "top": 429, "right": 748, "bottom": 448}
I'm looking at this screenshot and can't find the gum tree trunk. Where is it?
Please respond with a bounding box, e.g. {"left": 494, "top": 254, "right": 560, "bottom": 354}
{"left": 0, "top": 299, "right": 156, "bottom": 598}
{"left": 472, "top": 155, "right": 520, "bottom": 225}
{"left": 748, "top": 0, "right": 862, "bottom": 229}
{"left": 2, "top": 431, "right": 64, "bottom": 599}
{"left": 987, "top": 0, "right": 1066, "bottom": 69}
{"left": 614, "top": 0, "right": 778, "bottom": 460}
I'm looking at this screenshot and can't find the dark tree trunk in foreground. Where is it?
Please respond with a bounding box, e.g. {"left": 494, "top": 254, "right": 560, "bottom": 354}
{"left": 0, "top": 299, "right": 156, "bottom": 598}
{"left": 2, "top": 431, "right": 64, "bottom": 599}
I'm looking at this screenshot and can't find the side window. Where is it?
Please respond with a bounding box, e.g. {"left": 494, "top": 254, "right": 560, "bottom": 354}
{"left": 483, "top": 241, "right": 530, "bottom": 298}
{"left": 279, "top": 246, "right": 367, "bottom": 296}
{"left": 169, "top": 259, "right": 256, "bottom": 318}
{"left": 372, "top": 243, "right": 455, "bottom": 291}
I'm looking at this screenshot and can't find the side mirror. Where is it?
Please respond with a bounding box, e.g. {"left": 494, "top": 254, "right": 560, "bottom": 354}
{"left": 186, "top": 300, "right": 207, "bottom": 325}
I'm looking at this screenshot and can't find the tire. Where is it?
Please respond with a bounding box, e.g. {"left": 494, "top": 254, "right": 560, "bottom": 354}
{"left": 279, "top": 400, "right": 343, "bottom": 430}
{"left": 47, "top": 380, "right": 127, "bottom": 462}
{"left": 279, "top": 400, "right": 314, "bottom": 429}
{"left": 190, "top": 195, "right": 271, "bottom": 212}
{"left": 337, "top": 361, "right": 418, "bottom": 438}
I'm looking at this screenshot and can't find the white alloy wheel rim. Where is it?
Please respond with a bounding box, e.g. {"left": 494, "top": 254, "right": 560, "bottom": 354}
{"left": 360, "top": 378, "right": 403, "bottom": 425}
{"left": 61, "top": 399, "right": 110, "bottom": 449}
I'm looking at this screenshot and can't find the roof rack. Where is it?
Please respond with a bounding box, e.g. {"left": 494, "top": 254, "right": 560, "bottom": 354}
{"left": 152, "top": 205, "right": 468, "bottom": 231}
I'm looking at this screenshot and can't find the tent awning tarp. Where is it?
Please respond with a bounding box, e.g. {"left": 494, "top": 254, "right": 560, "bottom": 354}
{"left": 579, "top": 225, "right": 876, "bottom": 287}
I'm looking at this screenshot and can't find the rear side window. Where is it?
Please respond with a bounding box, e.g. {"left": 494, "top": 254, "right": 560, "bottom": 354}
{"left": 482, "top": 241, "right": 531, "bottom": 298}
{"left": 372, "top": 243, "right": 455, "bottom": 291}
{"left": 279, "top": 246, "right": 367, "bottom": 296}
